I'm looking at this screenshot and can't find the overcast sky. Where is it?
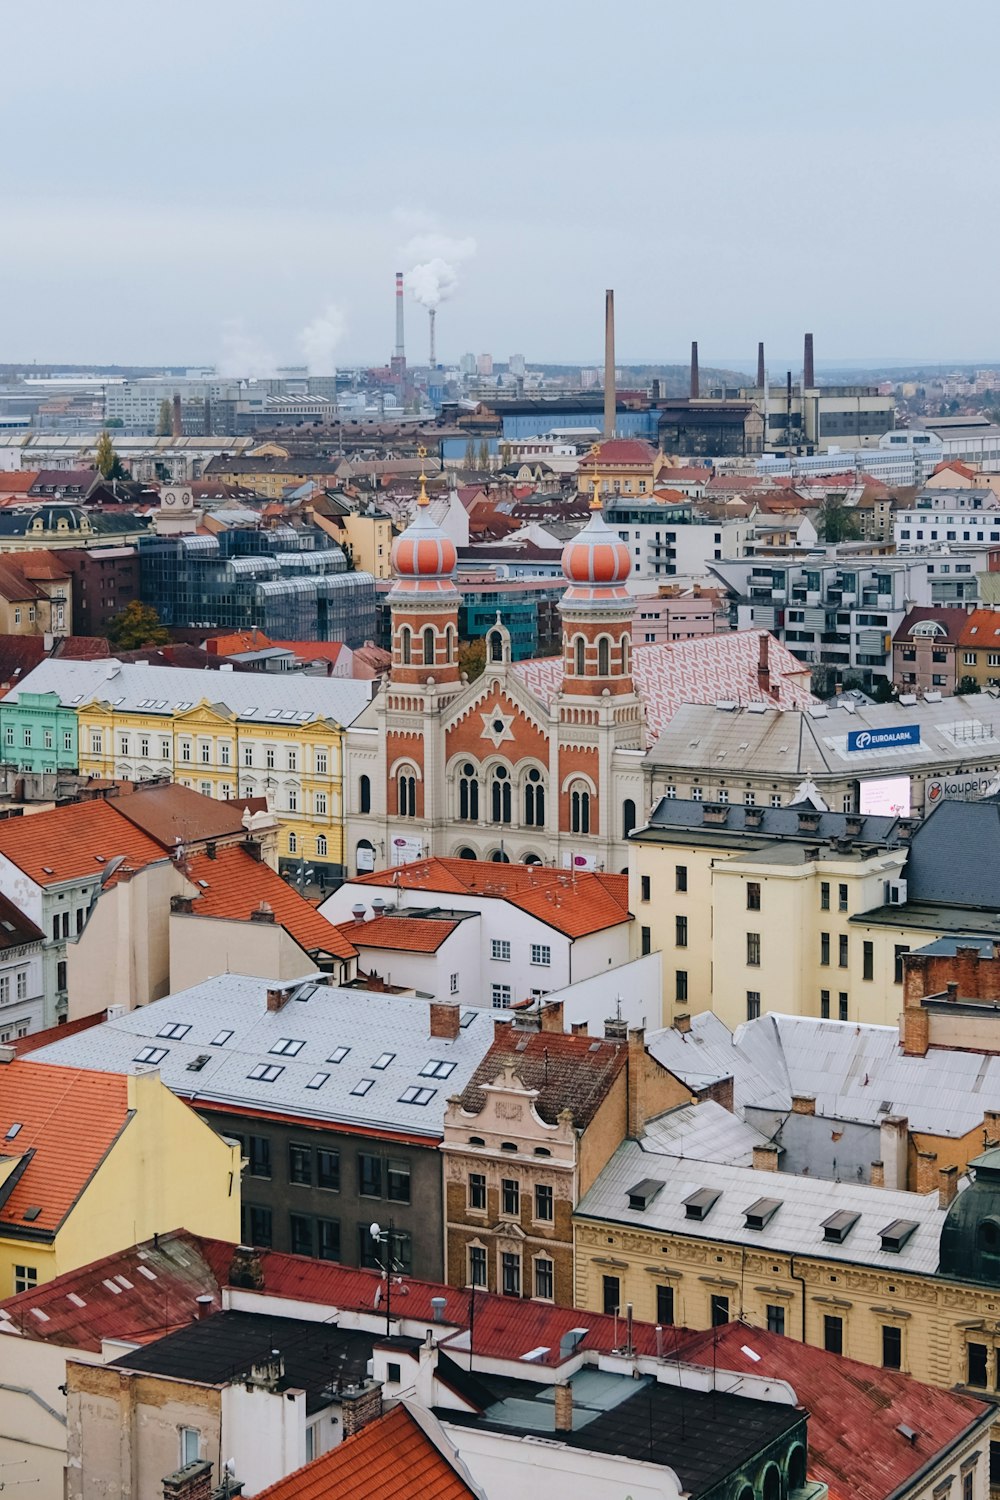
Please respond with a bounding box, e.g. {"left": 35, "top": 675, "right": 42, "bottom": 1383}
{"left": 5, "top": 0, "right": 1000, "bottom": 370}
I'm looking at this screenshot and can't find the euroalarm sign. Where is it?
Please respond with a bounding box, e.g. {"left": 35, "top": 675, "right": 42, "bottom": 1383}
{"left": 846, "top": 724, "right": 921, "bottom": 753}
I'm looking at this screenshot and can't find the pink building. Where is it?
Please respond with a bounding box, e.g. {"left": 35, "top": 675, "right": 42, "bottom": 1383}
{"left": 632, "top": 588, "right": 727, "bottom": 646}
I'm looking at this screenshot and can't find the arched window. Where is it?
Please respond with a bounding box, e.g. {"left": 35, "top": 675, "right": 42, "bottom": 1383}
{"left": 524, "top": 852, "right": 543, "bottom": 865}
{"left": 597, "top": 636, "right": 610, "bottom": 675}
{"left": 489, "top": 630, "right": 503, "bottom": 663}
{"left": 571, "top": 786, "right": 591, "bottom": 835}
{"left": 524, "top": 767, "right": 545, "bottom": 826}
{"left": 422, "top": 626, "right": 435, "bottom": 667}
{"left": 400, "top": 626, "right": 412, "bottom": 665}
{"left": 622, "top": 798, "right": 636, "bottom": 838}
{"left": 787, "top": 1448, "right": 807, "bottom": 1493}
{"left": 620, "top": 633, "right": 631, "bottom": 674}
{"left": 446, "top": 624, "right": 457, "bottom": 663}
{"left": 288, "top": 831, "right": 298, "bottom": 854}
{"left": 761, "top": 1466, "right": 781, "bottom": 1500}
{"left": 316, "top": 834, "right": 328, "bottom": 857}
{"left": 398, "top": 771, "right": 416, "bottom": 817}
{"left": 459, "top": 762, "right": 479, "bottom": 820}
{"left": 356, "top": 838, "right": 374, "bottom": 873}
{"left": 359, "top": 774, "right": 371, "bottom": 814}
{"left": 457, "top": 846, "right": 477, "bottom": 859}
{"left": 574, "top": 635, "right": 586, "bottom": 675}
{"left": 491, "top": 765, "right": 512, "bottom": 824}
{"left": 490, "top": 848, "right": 510, "bottom": 863}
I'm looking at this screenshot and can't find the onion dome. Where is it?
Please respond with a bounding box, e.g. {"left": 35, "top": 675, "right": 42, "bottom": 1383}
{"left": 559, "top": 483, "right": 632, "bottom": 609}
{"left": 389, "top": 462, "right": 458, "bottom": 599}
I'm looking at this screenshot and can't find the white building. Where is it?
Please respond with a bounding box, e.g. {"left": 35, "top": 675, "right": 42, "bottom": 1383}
{"left": 894, "top": 488, "right": 1000, "bottom": 549}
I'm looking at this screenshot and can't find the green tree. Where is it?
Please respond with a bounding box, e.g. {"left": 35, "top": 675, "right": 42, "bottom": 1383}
{"left": 477, "top": 441, "right": 491, "bottom": 470}
{"left": 94, "top": 430, "right": 127, "bottom": 481}
{"left": 817, "top": 495, "right": 862, "bottom": 543}
{"left": 459, "top": 638, "right": 487, "bottom": 682}
{"left": 156, "top": 399, "right": 173, "bottom": 436}
{"left": 107, "top": 600, "right": 170, "bottom": 651}
{"left": 959, "top": 675, "right": 982, "bottom": 694}
{"left": 105, "top": 417, "right": 124, "bottom": 429}
{"left": 500, "top": 440, "right": 512, "bottom": 469}
{"left": 463, "top": 439, "right": 476, "bottom": 468}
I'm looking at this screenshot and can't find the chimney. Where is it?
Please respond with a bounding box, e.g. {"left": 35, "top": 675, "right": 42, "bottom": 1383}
{"left": 757, "top": 342, "right": 765, "bottom": 391}
{"left": 428, "top": 307, "right": 436, "bottom": 368}
{"left": 266, "top": 985, "right": 292, "bottom": 1013}
{"left": 803, "top": 332, "right": 815, "bottom": 389}
{"left": 984, "top": 1109, "right": 1000, "bottom": 1147}
{"left": 205, "top": 841, "right": 216, "bottom": 861}
{"left": 195, "top": 1294, "right": 213, "bottom": 1320}
{"left": 171, "top": 393, "right": 183, "bottom": 440}
{"left": 170, "top": 895, "right": 194, "bottom": 915}
{"left": 431, "top": 1296, "right": 447, "bottom": 1323}
{"left": 626, "top": 1026, "right": 647, "bottom": 1138}
{"left": 674, "top": 1013, "right": 691, "bottom": 1034}
{"left": 341, "top": 1381, "right": 384, "bottom": 1438}
{"left": 757, "top": 632, "right": 770, "bottom": 695}
{"left": 939, "top": 1165, "right": 959, "bottom": 1209}
{"left": 791, "top": 1094, "right": 816, "bottom": 1115}
{"left": 162, "top": 1460, "right": 213, "bottom": 1500}
{"left": 753, "top": 1144, "right": 779, "bottom": 1172}
{"left": 229, "top": 1243, "right": 264, "bottom": 1290}
{"left": 879, "top": 1116, "right": 909, "bottom": 1190}
{"left": 690, "top": 341, "right": 700, "bottom": 400}
{"left": 604, "top": 290, "right": 616, "bottom": 439}
{"left": 604, "top": 1015, "right": 628, "bottom": 1040}
{"left": 394, "top": 271, "right": 405, "bottom": 362}
{"left": 554, "top": 1382, "right": 573, "bottom": 1433}
{"left": 946, "top": 981, "right": 959, "bottom": 1003}
{"left": 250, "top": 902, "right": 275, "bottom": 924}
{"left": 351, "top": 903, "right": 367, "bottom": 924}
{"left": 540, "top": 999, "right": 564, "bottom": 1034}
{"left": 870, "top": 1161, "right": 885, "bottom": 1188}
{"left": 902, "top": 1005, "right": 929, "bottom": 1057}
{"left": 429, "top": 1001, "right": 461, "bottom": 1040}
{"left": 570, "top": 1020, "right": 588, "bottom": 1036}
{"left": 915, "top": 1149, "right": 939, "bottom": 1195}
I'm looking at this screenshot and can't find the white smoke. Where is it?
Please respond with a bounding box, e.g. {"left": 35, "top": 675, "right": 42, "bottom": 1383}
{"left": 218, "top": 319, "right": 276, "bottom": 378}
{"left": 401, "top": 233, "right": 476, "bottom": 310}
{"left": 298, "top": 302, "right": 346, "bottom": 373}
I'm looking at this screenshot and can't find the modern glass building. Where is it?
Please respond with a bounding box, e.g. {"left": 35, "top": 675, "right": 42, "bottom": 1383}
{"left": 139, "top": 529, "right": 376, "bottom": 646}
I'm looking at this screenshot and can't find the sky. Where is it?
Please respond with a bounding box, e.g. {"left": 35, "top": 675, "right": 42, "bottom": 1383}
{"left": 4, "top": 0, "right": 1000, "bottom": 370}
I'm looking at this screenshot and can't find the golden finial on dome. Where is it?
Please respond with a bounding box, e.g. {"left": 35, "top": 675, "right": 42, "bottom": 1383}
{"left": 589, "top": 474, "right": 603, "bottom": 512}
{"left": 416, "top": 444, "right": 429, "bottom": 508}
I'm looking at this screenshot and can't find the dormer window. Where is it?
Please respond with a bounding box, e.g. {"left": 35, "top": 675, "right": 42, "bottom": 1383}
{"left": 822, "top": 1210, "right": 860, "bottom": 1244}
{"left": 684, "top": 1187, "right": 720, "bottom": 1221}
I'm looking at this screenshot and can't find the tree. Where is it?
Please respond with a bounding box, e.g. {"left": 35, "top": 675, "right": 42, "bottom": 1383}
{"left": 107, "top": 600, "right": 170, "bottom": 651}
{"left": 156, "top": 399, "right": 173, "bottom": 436}
{"left": 499, "top": 440, "right": 512, "bottom": 469}
{"left": 463, "top": 439, "right": 476, "bottom": 468}
{"left": 817, "top": 495, "right": 862, "bottom": 543}
{"left": 94, "top": 430, "right": 127, "bottom": 481}
{"left": 458, "top": 638, "right": 487, "bottom": 682}
{"left": 959, "top": 675, "right": 982, "bottom": 695}
{"left": 477, "top": 440, "right": 491, "bottom": 471}
{"left": 105, "top": 417, "right": 124, "bottom": 429}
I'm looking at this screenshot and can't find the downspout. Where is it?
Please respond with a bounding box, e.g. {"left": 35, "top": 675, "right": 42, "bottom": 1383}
{"left": 789, "top": 1254, "right": 807, "bottom": 1342}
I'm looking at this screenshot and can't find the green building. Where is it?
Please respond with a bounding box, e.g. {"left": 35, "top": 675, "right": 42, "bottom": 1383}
{"left": 0, "top": 691, "right": 79, "bottom": 772}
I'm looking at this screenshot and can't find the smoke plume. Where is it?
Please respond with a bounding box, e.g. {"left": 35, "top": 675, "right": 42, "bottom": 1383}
{"left": 401, "top": 233, "right": 476, "bottom": 310}
{"left": 298, "top": 302, "right": 346, "bottom": 373}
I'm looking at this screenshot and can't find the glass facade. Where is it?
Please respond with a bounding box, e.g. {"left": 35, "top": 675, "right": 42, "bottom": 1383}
{"left": 139, "top": 529, "right": 376, "bottom": 646}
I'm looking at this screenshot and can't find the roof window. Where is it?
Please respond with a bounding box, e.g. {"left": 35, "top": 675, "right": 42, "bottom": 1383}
{"left": 247, "top": 1063, "right": 283, "bottom": 1082}
{"left": 744, "top": 1197, "right": 782, "bottom": 1231}
{"left": 134, "top": 1046, "right": 167, "bottom": 1065}
{"left": 372, "top": 1052, "right": 395, "bottom": 1070}
{"left": 399, "top": 1086, "right": 436, "bottom": 1106}
{"left": 185, "top": 1055, "right": 211, "bottom": 1072}
{"left": 880, "top": 1218, "right": 919, "bottom": 1253}
{"left": 328, "top": 1046, "right": 350, "bottom": 1064}
{"left": 684, "top": 1187, "right": 721, "bottom": 1221}
{"left": 628, "top": 1178, "right": 664, "bottom": 1211}
{"left": 211, "top": 1030, "right": 233, "bottom": 1047}
{"left": 420, "top": 1059, "right": 456, "bottom": 1079}
{"left": 157, "top": 1022, "right": 190, "bottom": 1040}
{"left": 351, "top": 1078, "right": 374, "bottom": 1097}
{"left": 306, "top": 1072, "right": 329, "bottom": 1090}
{"left": 269, "top": 1038, "right": 305, "bottom": 1057}
{"left": 5, "top": 1123, "right": 21, "bottom": 1141}
{"left": 822, "top": 1209, "right": 860, "bottom": 1244}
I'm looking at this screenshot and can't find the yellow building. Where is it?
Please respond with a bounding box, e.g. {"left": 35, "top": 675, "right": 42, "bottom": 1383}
{"left": 630, "top": 800, "right": 920, "bottom": 1028}
{"left": 578, "top": 438, "right": 669, "bottom": 498}
{"left": 0, "top": 1058, "right": 239, "bottom": 1294}
{"left": 574, "top": 1120, "right": 1000, "bottom": 1407}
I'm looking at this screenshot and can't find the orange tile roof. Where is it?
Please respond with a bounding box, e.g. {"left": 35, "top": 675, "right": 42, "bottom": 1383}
{"left": 0, "top": 800, "right": 167, "bottom": 888}
{"left": 353, "top": 859, "right": 630, "bottom": 938}
{"left": 184, "top": 846, "right": 357, "bottom": 960}
{"left": 958, "top": 608, "right": 1000, "bottom": 648}
{"left": 270, "top": 640, "right": 350, "bottom": 664}
{"left": 340, "top": 913, "right": 459, "bottom": 953}
{"left": 0, "top": 1060, "right": 130, "bottom": 1232}
{"left": 253, "top": 1404, "right": 477, "bottom": 1500}
{"left": 205, "top": 629, "right": 274, "bottom": 656}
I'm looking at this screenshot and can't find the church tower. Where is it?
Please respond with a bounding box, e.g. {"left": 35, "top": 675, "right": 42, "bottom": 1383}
{"left": 388, "top": 456, "right": 461, "bottom": 693}
{"left": 559, "top": 482, "right": 637, "bottom": 698}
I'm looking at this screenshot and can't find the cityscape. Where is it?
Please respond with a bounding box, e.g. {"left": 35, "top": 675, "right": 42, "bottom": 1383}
{"left": 4, "top": 2, "right": 1000, "bottom": 1498}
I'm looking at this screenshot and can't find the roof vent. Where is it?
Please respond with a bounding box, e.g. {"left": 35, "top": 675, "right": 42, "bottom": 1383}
{"left": 744, "top": 1197, "right": 782, "bottom": 1230}
{"left": 559, "top": 1328, "right": 588, "bottom": 1359}
{"left": 684, "top": 1187, "right": 721, "bottom": 1221}
{"left": 627, "top": 1178, "right": 664, "bottom": 1211}
{"left": 822, "top": 1209, "right": 860, "bottom": 1244}
{"left": 879, "top": 1218, "right": 919, "bottom": 1253}
{"left": 896, "top": 1424, "right": 918, "bottom": 1445}
{"left": 186, "top": 1055, "right": 211, "bottom": 1072}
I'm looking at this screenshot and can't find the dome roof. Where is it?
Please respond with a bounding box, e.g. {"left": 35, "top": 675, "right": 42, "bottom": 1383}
{"left": 560, "top": 493, "right": 632, "bottom": 597}
{"left": 388, "top": 483, "right": 458, "bottom": 599}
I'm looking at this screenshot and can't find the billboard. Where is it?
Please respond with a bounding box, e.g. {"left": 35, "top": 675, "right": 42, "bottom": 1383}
{"left": 390, "top": 835, "right": 424, "bottom": 867}
{"left": 847, "top": 724, "right": 920, "bottom": 754}
{"left": 859, "top": 776, "right": 912, "bottom": 817}
{"left": 561, "top": 851, "right": 597, "bottom": 872}
{"left": 926, "top": 773, "right": 999, "bottom": 805}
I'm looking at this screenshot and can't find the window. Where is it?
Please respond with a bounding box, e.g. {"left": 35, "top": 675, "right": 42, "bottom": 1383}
{"left": 64, "top": 731, "right": 73, "bottom": 753}
{"left": 90, "top": 731, "right": 102, "bottom": 755}
{"left": 820, "top": 881, "right": 830, "bottom": 911}
{"left": 838, "top": 934, "right": 848, "bottom": 968}
{"left": 398, "top": 771, "right": 416, "bottom": 817}
{"left": 157, "top": 1022, "right": 190, "bottom": 1040}
{"left": 771, "top": 794, "right": 781, "bottom": 808}
{"left": 372, "top": 1051, "right": 395, "bottom": 1070}
{"left": 469, "top": 1172, "right": 487, "bottom": 1211}
{"left": 602, "top": 1274, "right": 620, "bottom": 1315}
{"left": 317, "top": 1149, "right": 340, "bottom": 1191}
{"left": 459, "top": 763, "right": 479, "bottom": 821}
{"left": 180, "top": 740, "right": 191, "bottom": 763}
{"left": 534, "top": 1184, "right": 553, "bottom": 1221}
{"left": 766, "top": 1303, "right": 786, "bottom": 1335}
{"left": 200, "top": 741, "right": 211, "bottom": 765}
{"left": 422, "top": 625, "right": 435, "bottom": 666}
{"left": 358, "top": 1153, "right": 382, "bottom": 1198}
{"left": 491, "top": 939, "right": 511, "bottom": 962}
{"left": 359, "top": 774, "right": 371, "bottom": 813}
{"left": 744, "top": 790, "right": 756, "bottom": 807}
{"left": 248, "top": 1136, "right": 271, "bottom": 1178}
{"left": 675, "top": 915, "right": 688, "bottom": 947}
{"left": 289, "top": 1144, "right": 312, "bottom": 1185}
{"left": 622, "top": 798, "right": 636, "bottom": 838}
{"left": 13, "top": 1265, "right": 36, "bottom": 1294}
{"left": 134, "top": 1046, "right": 167, "bottom": 1065}
{"left": 421, "top": 1059, "right": 457, "bottom": 1080}
{"left": 501, "top": 1251, "right": 521, "bottom": 1296}
{"left": 863, "top": 941, "right": 874, "bottom": 981}
{"left": 838, "top": 883, "right": 848, "bottom": 912}
{"left": 746, "top": 882, "right": 761, "bottom": 911}
{"left": 287, "top": 832, "right": 298, "bottom": 854}
{"left": 220, "top": 741, "right": 230, "bottom": 766}
{"left": 573, "top": 636, "right": 585, "bottom": 675}
{"left": 502, "top": 1179, "right": 519, "bottom": 1217}
{"left": 523, "top": 767, "right": 544, "bottom": 826}
{"left": 820, "top": 990, "right": 830, "bottom": 1018}
{"left": 641, "top": 926, "right": 651, "bottom": 956}
{"left": 839, "top": 992, "right": 849, "bottom": 1021}
{"left": 530, "top": 944, "right": 551, "bottom": 966}
{"left": 469, "top": 1245, "right": 487, "bottom": 1287}
{"left": 318, "top": 1219, "right": 340, "bottom": 1262}
{"left": 570, "top": 786, "right": 590, "bottom": 835}
{"left": 491, "top": 765, "right": 512, "bottom": 824}
{"left": 967, "top": 1341, "right": 988, "bottom": 1387}
{"left": 315, "top": 792, "right": 327, "bottom": 817}
{"left": 243, "top": 744, "right": 253, "bottom": 767}
{"left": 399, "top": 1087, "right": 435, "bottom": 1109}
{"left": 641, "top": 875, "right": 651, "bottom": 902}
{"left": 656, "top": 1284, "right": 674, "bottom": 1325}
{"left": 2, "top": 727, "right": 11, "bottom": 747}
{"left": 882, "top": 1324, "right": 902, "bottom": 1370}
{"left": 316, "top": 749, "right": 328, "bottom": 775}
{"left": 0, "top": 978, "right": 9, "bottom": 1007}
{"left": 265, "top": 746, "right": 276, "bottom": 770}
{"left": 450, "top": 972, "right": 459, "bottom": 994}
{"left": 290, "top": 1214, "right": 313, "bottom": 1257}
{"left": 964, "top": 1472, "right": 975, "bottom": 1500}
{"left": 287, "top": 788, "right": 298, "bottom": 813}
{"left": 746, "top": 932, "right": 761, "bottom": 967}
{"left": 534, "top": 1256, "right": 554, "bottom": 1300}
{"left": 270, "top": 1037, "right": 305, "bottom": 1057}
{"left": 823, "top": 1315, "right": 843, "bottom": 1355}
{"left": 747, "top": 991, "right": 761, "bottom": 1020}
{"left": 894, "top": 945, "right": 910, "bottom": 984}
{"left": 711, "top": 1294, "right": 729, "bottom": 1326}
{"left": 15, "top": 971, "right": 26, "bottom": 1001}
{"left": 316, "top": 835, "right": 327, "bottom": 858}
{"left": 387, "top": 1159, "right": 411, "bottom": 1203}
{"left": 492, "top": 984, "right": 512, "bottom": 1009}
{"left": 180, "top": 1428, "right": 200, "bottom": 1467}
{"left": 820, "top": 932, "right": 830, "bottom": 966}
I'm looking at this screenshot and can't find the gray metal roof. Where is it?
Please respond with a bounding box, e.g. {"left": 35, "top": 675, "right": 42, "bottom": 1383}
{"left": 5, "top": 660, "right": 374, "bottom": 728}
{"left": 576, "top": 1137, "right": 948, "bottom": 1274}
{"left": 641, "top": 1100, "right": 770, "bottom": 1165}
{"left": 636, "top": 799, "right": 900, "bottom": 846}
{"left": 25, "top": 974, "right": 496, "bottom": 1139}
{"left": 906, "top": 799, "right": 1000, "bottom": 908}
{"left": 647, "top": 1012, "right": 776, "bottom": 1105}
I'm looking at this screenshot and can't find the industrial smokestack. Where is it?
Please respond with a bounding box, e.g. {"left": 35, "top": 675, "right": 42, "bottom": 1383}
{"left": 604, "top": 289, "right": 615, "bottom": 439}
{"left": 428, "top": 308, "right": 436, "bottom": 368}
{"left": 803, "top": 332, "right": 815, "bottom": 389}
{"left": 690, "top": 341, "right": 700, "bottom": 400}
{"left": 171, "top": 393, "right": 182, "bottom": 439}
{"left": 757, "top": 342, "right": 765, "bottom": 391}
{"left": 394, "top": 271, "right": 405, "bottom": 362}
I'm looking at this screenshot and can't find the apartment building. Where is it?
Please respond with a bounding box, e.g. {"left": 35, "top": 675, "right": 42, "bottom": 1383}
{"left": 607, "top": 496, "right": 754, "bottom": 585}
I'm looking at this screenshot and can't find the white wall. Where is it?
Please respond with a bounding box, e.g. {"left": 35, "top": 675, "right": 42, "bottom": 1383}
{"left": 441, "top": 1421, "right": 683, "bottom": 1500}
{"left": 542, "top": 953, "right": 661, "bottom": 1034}
{"left": 221, "top": 1381, "right": 306, "bottom": 1496}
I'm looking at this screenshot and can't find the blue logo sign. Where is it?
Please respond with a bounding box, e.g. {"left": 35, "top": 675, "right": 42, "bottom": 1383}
{"left": 847, "top": 724, "right": 921, "bottom": 753}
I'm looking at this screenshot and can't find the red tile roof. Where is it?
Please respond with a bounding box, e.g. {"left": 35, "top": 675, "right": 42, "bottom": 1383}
{"left": 958, "top": 608, "right": 1000, "bottom": 649}
{"left": 12, "top": 1012, "right": 104, "bottom": 1055}
{"left": 184, "top": 845, "right": 357, "bottom": 960}
{"left": 932, "top": 460, "right": 977, "bottom": 480}
{"left": 578, "top": 439, "right": 658, "bottom": 468}
{"left": 109, "top": 783, "right": 267, "bottom": 848}
{"left": 678, "top": 1325, "right": 990, "bottom": 1500}
{"left": 341, "top": 913, "right": 459, "bottom": 953}
{"left": 253, "top": 1405, "right": 478, "bottom": 1500}
{"left": 271, "top": 640, "right": 350, "bottom": 664}
{"left": 205, "top": 629, "right": 274, "bottom": 656}
{"left": 460, "top": 1028, "right": 628, "bottom": 1127}
{"left": 0, "top": 473, "right": 39, "bottom": 495}
{"left": 0, "top": 799, "right": 167, "bottom": 887}
{"left": 894, "top": 606, "right": 969, "bottom": 646}
{"left": 0, "top": 1060, "right": 130, "bottom": 1232}
{"left": 352, "top": 860, "right": 630, "bottom": 938}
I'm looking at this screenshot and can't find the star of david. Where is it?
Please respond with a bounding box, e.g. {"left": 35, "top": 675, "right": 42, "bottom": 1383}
{"left": 480, "top": 702, "right": 516, "bottom": 748}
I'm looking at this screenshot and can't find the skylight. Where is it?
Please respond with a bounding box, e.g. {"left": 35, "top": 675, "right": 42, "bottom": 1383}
{"left": 420, "top": 1060, "right": 456, "bottom": 1079}
{"left": 157, "top": 1022, "right": 190, "bottom": 1040}
{"left": 328, "top": 1046, "right": 350, "bottom": 1064}
{"left": 211, "top": 1030, "right": 233, "bottom": 1047}
{"left": 399, "top": 1086, "right": 436, "bottom": 1106}
{"left": 351, "top": 1078, "right": 374, "bottom": 1096}
{"left": 134, "top": 1047, "right": 167, "bottom": 1065}
{"left": 5, "top": 1123, "right": 21, "bottom": 1141}
{"left": 248, "top": 1063, "right": 283, "bottom": 1082}
{"left": 269, "top": 1038, "right": 305, "bottom": 1057}
{"left": 306, "top": 1072, "right": 330, "bottom": 1090}
{"left": 372, "top": 1052, "right": 395, "bottom": 1070}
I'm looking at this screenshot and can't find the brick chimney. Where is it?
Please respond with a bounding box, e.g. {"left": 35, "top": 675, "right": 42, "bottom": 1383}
{"left": 570, "top": 1021, "right": 588, "bottom": 1036}
{"left": 554, "top": 1382, "right": 573, "bottom": 1433}
{"left": 626, "top": 1027, "right": 647, "bottom": 1139}
{"left": 915, "top": 1150, "right": 939, "bottom": 1194}
{"left": 902, "top": 1005, "right": 929, "bottom": 1057}
{"left": 870, "top": 1161, "right": 885, "bottom": 1187}
{"left": 430, "top": 1001, "right": 461, "bottom": 1040}
{"left": 162, "top": 1461, "right": 212, "bottom": 1500}
{"left": 753, "top": 1143, "right": 779, "bottom": 1172}
{"left": 341, "top": 1381, "right": 383, "bottom": 1438}
{"left": 939, "top": 1165, "right": 959, "bottom": 1209}
{"left": 984, "top": 1109, "right": 1000, "bottom": 1147}
{"left": 791, "top": 1094, "right": 816, "bottom": 1115}
{"left": 250, "top": 903, "right": 275, "bottom": 924}
{"left": 266, "top": 985, "right": 291, "bottom": 1012}
{"left": 674, "top": 1013, "right": 691, "bottom": 1035}
{"left": 228, "top": 1244, "right": 264, "bottom": 1290}
{"left": 540, "top": 999, "right": 564, "bottom": 1034}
